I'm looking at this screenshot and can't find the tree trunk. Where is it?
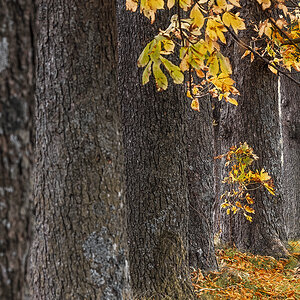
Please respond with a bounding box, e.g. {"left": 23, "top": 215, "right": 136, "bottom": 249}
{"left": 0, "top": 1, "right": 34, "bottom": 299}
{"left": 217, "top": 1, "right": 288, "bottom": 258}
{"left": 29, "top": 1, "right": 131, "bottom": 299}
{"left": 117, "top": 5, "right": 194, "bottom": 298}
{"left": 280, "top": 74, "right": 300, "bottom": 240}
{"left": 186, "top": 100, "right": 218, "bottom": 272}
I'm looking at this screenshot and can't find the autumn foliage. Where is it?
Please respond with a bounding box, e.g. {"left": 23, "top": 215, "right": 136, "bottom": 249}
{"left": 192, "top": 241, "right": 300, "bottom": 299}
{"left": 126, "top": 0, "right": 300, "bottom": 110}
{"left": 215, "top": 142, "right": 275, "bottom": 222}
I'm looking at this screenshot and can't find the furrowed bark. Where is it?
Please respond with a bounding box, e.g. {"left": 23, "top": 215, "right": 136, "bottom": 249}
{"left": 30, "top": 1, "right": 131, "bottom": 299}
{"left": 186, "top": 99, "right": 218, "bottom": 272}
{"left": 0, "top": 1, "right": 34, "bottom": 299}
{"left": 117, "top": 4, "right": 194, "bottom": 298}
{"left": 280, "top": 74, "right": 300, "bottom": 240}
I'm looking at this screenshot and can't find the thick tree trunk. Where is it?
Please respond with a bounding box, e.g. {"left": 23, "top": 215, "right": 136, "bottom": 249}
{"left": 0, "top": 1, "right": 34, "bottom": 299}
{"left": 186, "top": 100, "right": 218, "bottom": 271}
{"left": 117, "top": 5, "right": 194, "bottom": 298}
{"left": 29, "top": 1, "right": 131, "bottom": 299}
{"left": 280, "top": 74, "right": 300, "bottom": 240}
{"left": 217, "top": 1, "right": 288, "bottom": 258}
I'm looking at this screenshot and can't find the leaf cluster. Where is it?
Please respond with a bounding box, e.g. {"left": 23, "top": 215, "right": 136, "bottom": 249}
{"left": 126, "top": 0, "right": 300, "bottom": 111}
{"left": 215, "top": 142, "right": 275, "bottom": 222}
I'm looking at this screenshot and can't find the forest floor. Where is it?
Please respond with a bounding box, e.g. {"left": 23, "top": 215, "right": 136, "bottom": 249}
{"left": 192, "top": 241, "right": 300, "bottom": 299}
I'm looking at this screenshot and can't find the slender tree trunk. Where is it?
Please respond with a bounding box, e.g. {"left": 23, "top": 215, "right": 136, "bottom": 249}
{"left": 186, "top": 100, "right": 218, "bottom": 271}
{"left": 0, "top": 1, "right": 34, "bottom": 299}
{"left": 117, "top": 4, "right": 194, "bottom": 298}
{"left": 217, "top": 1, "right": 288, "bottom": 257}
{"left": 280, "top": 74, "right": 300, "bottom": 240}
{"left": 29, "top": 1, "right": 131, "bottom": 299}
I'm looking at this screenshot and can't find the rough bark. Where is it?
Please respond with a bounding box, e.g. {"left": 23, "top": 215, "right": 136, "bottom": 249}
{"left": 117, "top": 5, "right": 194, "bottom": 299}
{"left": 186, "top": 100, "right": 218, "bottom": 272}
{"left": 0, "top": 1, "right": 34, "bottom": 299}
{"left": 280, "top": 74, "right": 300, "bottom": 240}
{"left": 217, "top": 1, "right": 288, "bottom": 258}
{"left": 29, "top": 1, "right": 131, "bottom": 299}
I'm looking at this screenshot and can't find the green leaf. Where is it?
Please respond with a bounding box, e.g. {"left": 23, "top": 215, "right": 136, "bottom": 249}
{"left": 160, "top": 56, "right": 184, "bottom": 84}
{"left": 142, "top": 61, "right": 153, "bottom": 85}
{"left": 138, "top": 41, "right": 153, "bottom": 67}
{"left": 153, "top": 61, "right": 168, "bottom": 90}
{"left": 150, "top": 41, "right": 161, "bottom": 62}
{"left": 179, "top": 47, "right": 188, "bottom": 59}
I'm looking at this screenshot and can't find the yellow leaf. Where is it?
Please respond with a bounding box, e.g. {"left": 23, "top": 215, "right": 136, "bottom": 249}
{"left": 126, "top": 0, "right": 138, "bottom": 11}
{"left": 167, "top": 0, "right": 175, "bottom": 9}
{"left": 236, "top": 201, "right": 242, "bottom": 208}
{"left": 226, "top": 208, "right": 231, "bottom": 215}
{"left": 180, "top": 54, "right": 190, "bottom": 72}
{"left": 257, "top": 0, "right": 271, "bottom": 10}
{"left": 148, "top": 0, "right": 164, "bottom": 10}
{"left": 222, "top": 12, "right": 245, "bottom": 34}
{"left": 231, "top": 206, "right": 238, "bottom": 214}
{"left": 226, "top": 97, "right": 238, "bottom": 106}
{"left": 218, "top": 53, "right": 232, "bottom": 75}
{"left": 162, "top": 39, "right": 175, "bottom": 53}
{"left": 244, "top": 214, "right": 253, "bottom": 222}
{"left": 206, "top": 18, "right": 227, "bottom": 42}
{"left": 196, "top": 69, "right": 205, "bottom": 78}
{"left": 244, "top": 205, "right": 255, "bottom": 214}
{"left": 216, "top": 0, "right": 227, "bottom": 10}
{"left": 260, "top": 168, "right": 271, "bottom": 181}
{"left": 265, "top": 184, "right": 275, "bottom": 195}
{"left": 246, "top": 193, "right": 254, "bottom": 204}
{"left": 190, "top": 5, "right": 204, "bottom": 29}
{"left": 241, "top": 49, "right": 251, "bottom": 59}
{"left": 207, "top": 54, "right": 219, "bottom": 76}
{"left": 179, "top": 0, "right": 192, "bottom": 11}
{"left": 191, "top": 99, "right": 200, "bottom": 111}
{"left": 268, "top": 64, "right": 278, "bottom": 74}
{"left": 228, "top": 0, "right": 241, "bottom": 7}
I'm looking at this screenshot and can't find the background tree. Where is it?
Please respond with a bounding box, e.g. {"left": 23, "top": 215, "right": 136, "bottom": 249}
{"left": 29, "top": 1, "right": 131, "bottom": 299}
{"left": 280, "top": 74, "right": 300, "bottom": 240}
{"left": 0, "top": 1, "right": 34, "bottom": 299}
{"left": 216, "top": 1, "right": 288, "bottom": 257}
{"left": 117, "top": 3, "right": 195, "bottom": 298}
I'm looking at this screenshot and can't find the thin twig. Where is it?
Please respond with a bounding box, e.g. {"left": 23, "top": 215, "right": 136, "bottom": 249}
{"left": 177, "top": 0, "right": 185, "bottom": 47}
{"left": 267, "top": 16, "right": 300, "bottom": 53}
{"left": 224, "top": 25, "right": 300, "bottom": 86}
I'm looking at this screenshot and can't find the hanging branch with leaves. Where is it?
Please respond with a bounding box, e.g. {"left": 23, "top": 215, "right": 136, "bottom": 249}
{"left": 215, "top": 142, "right": 276, "bottom": 222}
{"left": 126, "top": 0, "right": 300, "bottom": 111}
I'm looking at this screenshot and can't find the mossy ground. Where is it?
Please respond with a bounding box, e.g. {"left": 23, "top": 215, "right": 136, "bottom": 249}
{"left": 192, "top": 241, "right": 300, "bottom": 299}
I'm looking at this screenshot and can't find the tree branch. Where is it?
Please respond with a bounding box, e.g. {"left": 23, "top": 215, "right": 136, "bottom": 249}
{"left": 224, "top": 25, "right": 300, "bottom": 86}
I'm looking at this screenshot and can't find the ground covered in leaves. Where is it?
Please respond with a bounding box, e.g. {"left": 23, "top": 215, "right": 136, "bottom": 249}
{"left": 192, "top": 241, "right": 300, "bottom": 299}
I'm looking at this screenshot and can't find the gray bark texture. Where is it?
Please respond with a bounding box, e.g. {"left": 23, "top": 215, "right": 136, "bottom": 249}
{"left": 29, "top": 1, "right": 131, "bottom": 299}
{"left": 280, "top": 74, "right": 300, "bottom": 240}
{"left": 186, "top": 100, "right": 218, "bottom": 272}
{"left": 117, "top": 4, "right": 195, "bottom": 299}
{"left": 216, "top": 0, "right": 288, "bottom": 258}
{"left": 0, "top": 0, "right": 34, "bottom": 299}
